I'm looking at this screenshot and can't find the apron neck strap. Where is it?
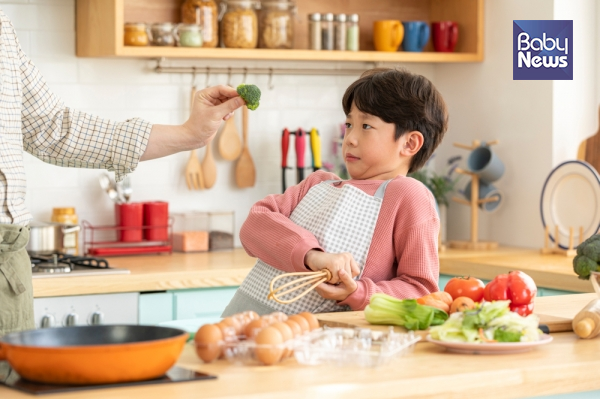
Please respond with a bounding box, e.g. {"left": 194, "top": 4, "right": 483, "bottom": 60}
{"left": 322, "top": 179, "right": 393, "bottom": 199}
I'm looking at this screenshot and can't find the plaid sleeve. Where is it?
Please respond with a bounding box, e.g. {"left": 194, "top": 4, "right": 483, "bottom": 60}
{"left": 18, "top": 43, "right": 151, "bottom": 181}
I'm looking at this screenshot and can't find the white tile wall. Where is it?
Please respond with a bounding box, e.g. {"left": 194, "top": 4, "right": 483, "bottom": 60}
{"left": 0, "top": 1, "right": 436, "bottom": 247}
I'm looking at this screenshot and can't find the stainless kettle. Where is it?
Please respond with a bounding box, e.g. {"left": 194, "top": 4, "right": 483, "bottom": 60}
{"left": 27, "top": 221, "right": 80, "bottom": 255}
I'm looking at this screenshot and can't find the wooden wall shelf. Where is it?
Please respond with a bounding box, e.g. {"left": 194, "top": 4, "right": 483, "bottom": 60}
{"left": 76, "top": 0, "right": 484, "bottom": 63}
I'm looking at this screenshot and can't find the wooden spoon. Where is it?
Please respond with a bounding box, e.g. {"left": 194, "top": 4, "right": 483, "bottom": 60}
{"left": 184, "top": 85, "right": 204, "bottom": 190}
{"left": 235, "top": 106, "right": 256, "bottom": 188}
{"left": 201, "top": 139, "right": 217, "bottom": 189}
{"left": 218, "top": 115, "right": 242, "bottom": 161}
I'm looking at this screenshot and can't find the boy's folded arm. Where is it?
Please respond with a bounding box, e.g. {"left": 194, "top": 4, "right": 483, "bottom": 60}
{"left": 240, "top": 170, "right": 338, "bottom": 273}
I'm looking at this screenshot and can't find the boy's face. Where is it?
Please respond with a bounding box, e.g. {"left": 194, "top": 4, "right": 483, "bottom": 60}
{"left": 343, "top": 103, "right": 411, "bottom": 180}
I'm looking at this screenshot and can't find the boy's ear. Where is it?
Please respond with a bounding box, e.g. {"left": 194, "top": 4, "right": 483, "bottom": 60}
{"left": 400, "top": 131, "right": 424, "bottom": 157}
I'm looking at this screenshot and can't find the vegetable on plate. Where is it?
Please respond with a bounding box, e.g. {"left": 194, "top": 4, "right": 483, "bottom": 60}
{"left": 236, "top": 83, "right": 261, "bottom": 110}
{"left": 483, "top": 270, "right": 537, "bottom": 316}
{"left": 443, "top": 276, "right": 485, "bottom": 302}
{"left": 364, "top": 293, "right": 448, "bottom": 331}
{"left": 429, "top": 300, "right": 541, "bottom": 343}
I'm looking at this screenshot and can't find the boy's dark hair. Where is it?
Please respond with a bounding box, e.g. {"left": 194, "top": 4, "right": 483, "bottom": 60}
{"left": 342, "top": 68, "right": 448, "bottom": 173}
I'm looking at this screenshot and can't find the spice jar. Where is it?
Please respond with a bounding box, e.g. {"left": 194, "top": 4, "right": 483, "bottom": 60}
{"left": 259, "top": 0, "right": 295, "bottom": 49}
{"left": 346, "top": 13, "right": 360, "bottom": 51}
{"left": 149, "top": 22, "right": 176, "bottom": 46}
{"left": 174, "top": 23, "right": 203, "bottom": 47}
{"left": 51, "top": 207, "right": 79, "bottom": 255}
{"left": 123, "top": 23, "right": 149, "bottom": 46}
{"left": 308, "top": 13, "right": 321, "bottom": 50}
{"left": 181, "top": 0, "right": 219, "bottom": 48}
{"left": 221, "top": 0, "right": 260, "bottom": 49}
{"left": 321, "top": 13, "right": 334, "bottom": 51}
{"left": 334, "top": 14, "right": 347, "bottom": 51}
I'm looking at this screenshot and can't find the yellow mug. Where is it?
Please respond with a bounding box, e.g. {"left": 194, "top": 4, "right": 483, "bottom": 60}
{"left": 373, "top": 20, "right": 404, "bottom": 52}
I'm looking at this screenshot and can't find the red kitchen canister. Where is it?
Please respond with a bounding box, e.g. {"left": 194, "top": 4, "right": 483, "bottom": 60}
{"left": 143, "top": 201, "right": 169, "bottom": 241}
{"left": 115, "top": 203, "right": 144, "bottom": 242}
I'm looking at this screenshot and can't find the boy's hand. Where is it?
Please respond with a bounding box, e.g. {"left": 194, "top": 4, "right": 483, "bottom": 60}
{"left": 304, "top": 250, "right": 360, "bottom": 284}
{"left": 314, "top": 270, "right": 358, "bottom": 302}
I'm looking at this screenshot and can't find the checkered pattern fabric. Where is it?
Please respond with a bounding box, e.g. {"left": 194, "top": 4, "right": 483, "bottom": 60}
{"left": 236, "top": 181, "right": 386, "bottom": 314}
{"left": 0, "top": 10, "right": 152, "bottom": 225}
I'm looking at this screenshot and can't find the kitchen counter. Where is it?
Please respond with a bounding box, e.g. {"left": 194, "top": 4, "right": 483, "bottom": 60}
{"left": 32, "top": 247, "right": 589, "bottom": 297}
{"left": 3, "top": 293, "right": 600, "bottom": 399}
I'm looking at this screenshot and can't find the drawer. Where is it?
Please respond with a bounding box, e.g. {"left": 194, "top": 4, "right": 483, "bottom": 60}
{"left": 172, "top": 287, "right": 238, "bottom": 320}
{"left": 139, "top": 292, "right": 174, "bottom": 325}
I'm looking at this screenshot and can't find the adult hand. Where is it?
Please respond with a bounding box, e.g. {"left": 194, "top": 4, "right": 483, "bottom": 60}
{"left": 304, "top": 250, "right": 360, "bottom": 285}
{"left": 183, "top": 85, "right": 245, "bottom": 148}
{"left": 314, "top": 269, "right": 358, "bottom": 302}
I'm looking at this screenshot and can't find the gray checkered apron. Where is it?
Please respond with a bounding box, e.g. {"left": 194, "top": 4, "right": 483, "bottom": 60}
{"left": 222, "top": 179, "right": 392, "bottom": 316}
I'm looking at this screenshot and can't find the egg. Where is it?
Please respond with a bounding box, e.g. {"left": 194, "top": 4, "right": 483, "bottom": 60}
{"left": 216, "top": 318, "right": 238, "bottom": 340}
{"left": 288, "top": 315, "right": 310, "bottom": 333}
{"left": 244, "top": 318, "right": 269, "bottom": 339}
{"left": 284, "top": 319, "right": 302, "bottom": 337}
{"left": 298, "top": 312, "right": 320, "bottom": 331}
{"left": 194, "top": 324, "right": 223, "bottom": 363}
{"left": 254, "top": 326, "right": 284, "bottom": 365}
{"left": 270, "top": 322, "right": 293, "bottom": 358}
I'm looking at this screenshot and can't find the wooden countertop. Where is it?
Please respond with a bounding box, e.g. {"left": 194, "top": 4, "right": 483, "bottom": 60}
{"left": 32, "top": 246, "right": 587, "bottom": 298}
{"left": 3, "top": 294, "right": 600, "bottom": 399}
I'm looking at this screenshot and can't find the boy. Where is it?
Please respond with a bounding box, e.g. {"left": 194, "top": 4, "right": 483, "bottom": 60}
{"left": 223, "top": 68, "right": 448, "bottom": 316}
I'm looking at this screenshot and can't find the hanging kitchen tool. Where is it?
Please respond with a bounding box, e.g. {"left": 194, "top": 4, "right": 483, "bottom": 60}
{"left": 235, "top": 106, "right": 256, "bottom": 188}
{"left": 218, "top": 67, "right": 242, "bottom": 161}
{"left": 0, "top": 325, "right": 188, "bottom": 385}
{"left": 281, "top": 128, "right": 291, "bottom": 192}
{"left": 200, "top": 69, "right": 217, "bottom": 189}
{"left": 577, "top": 105, "right": 600, "bottom": 174}
{"left": 184, "top": 69, "right": 205, "bottom": 190}
{"left": 268, "top": 269, "right": 332, "bottom": 304}
{"left": 309, "top": 127, "right": 322, "bottom": 172}
{"left": 295, "top": 127, "right": 306, "bottom": 183}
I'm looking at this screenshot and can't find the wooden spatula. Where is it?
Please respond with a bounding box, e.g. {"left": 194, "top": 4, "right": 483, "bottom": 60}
{"left": 218, "top": 114, "right": 242, "bottom": 161}
{"left": 577, "top": 105, "right": 600, "bottom": 173}
{"left": 235, "top": 106, "right": 256, "bottom": 188}
{"left": 185, "top": 85, "right": 204, "bottom": 190}
{"left": 201, "top": 139, "right": 217, "bottom": 189}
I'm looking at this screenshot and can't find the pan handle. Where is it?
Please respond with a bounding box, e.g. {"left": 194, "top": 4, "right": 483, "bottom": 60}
{"left": 0, "top": 342, "right": 6, "bottom": 360}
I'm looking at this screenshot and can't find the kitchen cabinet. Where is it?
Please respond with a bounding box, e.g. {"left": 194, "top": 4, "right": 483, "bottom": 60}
{"left": 76, "top": 0, "right": 483, "bottom": 63}
{"left": 439, "top": 274, "right": 578, "bottom": 297}
{"left": 138, "top": 292, "right": 174, "bottom": 325}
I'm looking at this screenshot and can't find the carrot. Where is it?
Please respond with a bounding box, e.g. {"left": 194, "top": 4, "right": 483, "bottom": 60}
{"left": 428, "top": 291, "right": 453, "bottom": 305}
{"left": 417, "top": 295, "right": 450, "bottom": 313}
{"left": 478, "top": 328, "right": 497, "bottom": 343}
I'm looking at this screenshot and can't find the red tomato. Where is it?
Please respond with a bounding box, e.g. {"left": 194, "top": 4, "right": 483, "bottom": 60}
{"left": 443, "top": 276, "right": 485, "bottom": 302}
{"left": 483, "top": 271, "right": 537, "bottom": 315}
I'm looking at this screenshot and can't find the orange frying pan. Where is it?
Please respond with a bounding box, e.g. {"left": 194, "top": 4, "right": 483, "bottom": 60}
{"left": 0, "top": 325, "right": 188, "bottom": 385}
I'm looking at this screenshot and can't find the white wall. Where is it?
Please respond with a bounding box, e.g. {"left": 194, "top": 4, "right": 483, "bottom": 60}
{"left": 0, "top": 1, "right": 435, "bottom": 247}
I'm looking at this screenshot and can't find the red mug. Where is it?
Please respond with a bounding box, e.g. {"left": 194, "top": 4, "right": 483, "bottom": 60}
{"left": 432, "top": 21, "right": 459, "bottom": 52}
{"left": 143, "top": 201, "right": 169, "bottom": 241}
{"left": 115, "top": 203, "right": 143, "bottom": 242}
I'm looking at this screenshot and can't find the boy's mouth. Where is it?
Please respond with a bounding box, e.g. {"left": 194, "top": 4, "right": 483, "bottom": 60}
{"left": 345, "top": 153, "right": 360, "bottom": 162}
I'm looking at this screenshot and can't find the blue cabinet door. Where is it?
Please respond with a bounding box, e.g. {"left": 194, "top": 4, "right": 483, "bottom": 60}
{"left": 172, "top": 286, "right": 239, "bottom": 320}
{"left": 139, "top": 292, "right": 174, "bottom": 325}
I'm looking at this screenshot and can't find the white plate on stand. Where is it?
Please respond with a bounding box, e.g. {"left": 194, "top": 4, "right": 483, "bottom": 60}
{"left": 426, "top": 334, "right": 553, "bottom": 355}
{"left": 540, "top": 160, "right": 600, "bottom": 249}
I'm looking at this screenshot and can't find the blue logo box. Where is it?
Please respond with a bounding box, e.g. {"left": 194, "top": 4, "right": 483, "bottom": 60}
{"left": 513, "top": 20, "right": 573, "bottom": 80}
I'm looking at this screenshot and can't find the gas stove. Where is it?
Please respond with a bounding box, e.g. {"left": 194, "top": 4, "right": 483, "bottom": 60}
{"left": 30, "top": 253, "right": 130, "bottom": 278}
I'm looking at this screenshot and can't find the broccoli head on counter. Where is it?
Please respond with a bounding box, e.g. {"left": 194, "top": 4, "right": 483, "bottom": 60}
{"left": 237, "top": 84, "right": 261, "bottom": 110}
{"left": 573, "top": 234, "right": 600, "bottom": 279}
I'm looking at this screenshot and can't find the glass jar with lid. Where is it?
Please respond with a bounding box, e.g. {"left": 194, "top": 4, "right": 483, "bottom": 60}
{"left": 220, "top": 0, "right": 260, "bottom": 49}
{"left": 149, "top": 22, "right": 176, "bottom": 46}
{"left": 259, "top": 0, "right": 296, "bottom": 49}
{"left": 174, "top": 23, "right": 203, "bottom": 47}
{"left": 181, "top": 0, "right": 219, "bottom": 48}
{"left": 123, "top": 22, "right": 149, "bottom": 46}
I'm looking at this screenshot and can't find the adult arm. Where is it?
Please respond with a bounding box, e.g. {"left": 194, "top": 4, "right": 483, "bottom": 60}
{"left": 239, "top": 170, "right": 339, "bottom": 273}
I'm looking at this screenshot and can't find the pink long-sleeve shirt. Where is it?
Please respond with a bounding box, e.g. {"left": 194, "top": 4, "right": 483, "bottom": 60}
{"left": 239, "top": 170, "right": 440, "bottom": 310}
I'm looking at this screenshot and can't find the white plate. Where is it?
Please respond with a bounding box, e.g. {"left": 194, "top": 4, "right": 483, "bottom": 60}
{"left": 540, "top": 160, "right": 600, "bottom": 249}
{"left": 426, "top": 334, "right": 553, "bottom": 355}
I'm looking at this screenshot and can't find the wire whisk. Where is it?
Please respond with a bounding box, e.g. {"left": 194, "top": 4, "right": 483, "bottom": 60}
{"left": 268, "top": 269, "right": 332, "bottom": 305}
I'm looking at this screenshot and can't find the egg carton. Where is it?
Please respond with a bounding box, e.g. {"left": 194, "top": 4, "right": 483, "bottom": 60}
{"left": 292, "top": 327, "right": 421, "bottom": 368}
{"left": 221, "top": 339, "right": 296, "bottom": 366}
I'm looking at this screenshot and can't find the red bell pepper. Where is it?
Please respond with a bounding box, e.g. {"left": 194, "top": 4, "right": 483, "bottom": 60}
{"left": 483, "top": 271, "right": 537, "bottom": 316}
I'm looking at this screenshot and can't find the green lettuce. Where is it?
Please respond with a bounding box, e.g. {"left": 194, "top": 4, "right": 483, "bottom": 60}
{"left": 364, "top": 293, "right": 448, "bottom": 330}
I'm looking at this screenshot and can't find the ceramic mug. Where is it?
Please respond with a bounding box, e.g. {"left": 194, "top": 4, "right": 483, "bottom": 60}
{"left": 373, "top": 20, "right": 404, "bottom": 52}
{"left": 432, "top": 21, "right": 459, "bottom": 52}
{"left": 467, "top": 145, "right": 505, "bottom": 183}
{"left": 463, "top": 181, "right": 503, "bottom": 213}
{"left": 401, "top": 21, "right": 430, "bottom": 52}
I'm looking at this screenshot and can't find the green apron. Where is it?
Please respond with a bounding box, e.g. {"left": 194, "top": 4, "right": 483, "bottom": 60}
{"left": 0, "top": 224, "right": 33, "bottom": 336}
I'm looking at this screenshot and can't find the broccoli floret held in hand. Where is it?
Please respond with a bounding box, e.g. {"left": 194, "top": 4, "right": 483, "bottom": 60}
{"left": 573, "top": 234, "right": 600, "bottom": 279}
{"left": 236, "top": 84, "right": 261, "bottom": 110}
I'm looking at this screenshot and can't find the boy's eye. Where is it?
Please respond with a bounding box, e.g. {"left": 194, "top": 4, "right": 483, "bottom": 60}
{"left": 363, "top": 124, "right": 372, "bottom": 130}
{"left": 345, "top": 122, "right": 352, "bottom": 129}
